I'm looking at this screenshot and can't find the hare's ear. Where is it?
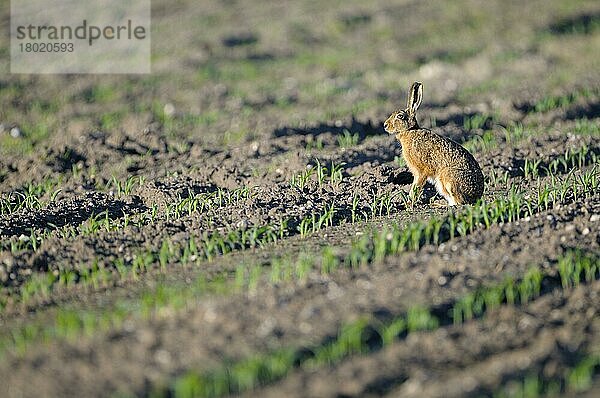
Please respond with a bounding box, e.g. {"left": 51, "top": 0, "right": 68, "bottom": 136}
{"left": 407, "top": 82, "right": 423, "bottom": 116}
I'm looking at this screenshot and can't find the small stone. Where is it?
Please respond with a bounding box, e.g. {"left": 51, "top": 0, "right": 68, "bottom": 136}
{"left": 154, "top": 349, "right": 171, "bottom": 366}
{"left": 10, "top": 127, "right": 21, "bottom": 138}
{"left": 326, "top": 281, "right": 344, "bottom": 300}
{"left": 136, "top": 328, "right": 156, "bottom": 346}
{"left": 299, "top": 322, "right": 312, "bottom": 333}
{"left": 565, "top": 225, "right": 575, "bottom": 232}
{"left": 257, "top": 317, "right": 276, "bottom": 337}
{"left": 582, "top": 228, "right": 590, "bottom": 236}
{"left": 590, "top": 214, "right": 600, "bottom": 222}
{"left": 163, "top": 103, "right": 176, "bottom": 117}
{"left": 2, "top": 257, "right": 14, "bottom": 271}
{"left": 356, "top": 279, "right": 372, "bottom": 289}
{"left": 204, "top": 306, "right": 217, "bottom": 323}
{"left": 236, "top": 219, "right": 248, "bottom": 230}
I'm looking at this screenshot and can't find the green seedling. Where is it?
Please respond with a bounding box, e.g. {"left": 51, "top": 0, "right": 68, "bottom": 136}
{"left": 337, "top": 129, "right": 359, "bottom": 147}
{"left": 463, "top": 113, "right": 492, "bottom": 131}
{"left": 290, "top": 166, "right": 315, "bottom": 190}
{"left": 533, "top": 88, "right": 592, "bottom": 113}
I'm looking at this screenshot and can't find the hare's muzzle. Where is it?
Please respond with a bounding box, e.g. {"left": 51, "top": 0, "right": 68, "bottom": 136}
{"left": 383, "top": 117, "right": 394, "bottom": 134}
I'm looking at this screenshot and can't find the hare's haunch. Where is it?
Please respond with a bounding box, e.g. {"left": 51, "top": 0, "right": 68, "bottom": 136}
{"left": 384, "top": 82, "right": 484, "bottom": 205}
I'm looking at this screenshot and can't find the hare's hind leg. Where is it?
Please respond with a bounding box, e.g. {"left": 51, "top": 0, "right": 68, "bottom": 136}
{"left": 434, "top": 173, "right": 458, "bottom": 206}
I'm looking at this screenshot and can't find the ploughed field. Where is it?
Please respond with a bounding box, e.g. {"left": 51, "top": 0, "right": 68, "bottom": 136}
{"left": 0, "top": 0, "right": 599, "bottom": 397}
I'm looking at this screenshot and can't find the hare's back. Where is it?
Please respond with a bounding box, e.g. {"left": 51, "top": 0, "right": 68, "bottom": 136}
{"left": 417, "top": 130, "right": 478, "bottom": 169}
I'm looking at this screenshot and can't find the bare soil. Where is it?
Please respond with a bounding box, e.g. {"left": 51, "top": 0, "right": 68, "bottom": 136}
{"left": 0, "top": 0, "right": 599, "bottom": 397}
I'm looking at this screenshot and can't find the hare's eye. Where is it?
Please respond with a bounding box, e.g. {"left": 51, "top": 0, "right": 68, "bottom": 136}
{"left": 395, "top": 112, "right": 405, "bottom": 121}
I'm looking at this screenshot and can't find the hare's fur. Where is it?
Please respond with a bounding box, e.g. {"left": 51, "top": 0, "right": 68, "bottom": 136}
{"left": 384, "top": 82, "right": 484, "bottom": 205}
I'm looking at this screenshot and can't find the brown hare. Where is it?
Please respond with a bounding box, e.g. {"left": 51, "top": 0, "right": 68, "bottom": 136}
{"left": 384, "top": 82, "right": 484, "bottom": 206}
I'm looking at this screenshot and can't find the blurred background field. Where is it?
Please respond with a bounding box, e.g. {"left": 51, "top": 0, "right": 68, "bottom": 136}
{"left": 0, "top": 0, "right": 598, "bottom": 154}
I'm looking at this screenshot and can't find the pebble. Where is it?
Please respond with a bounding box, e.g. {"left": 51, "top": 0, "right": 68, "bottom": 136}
{"left": 299, "top": 322, "right": 312, "bottom": 333}
{"left": 590, "top": 214, "right": 600, "bottom": 222}
{"left": 10, "top": 127, "right": 21, "bottom": 138}
{"left": 257, "top": 317, "right": 276, "bottom": 337}
{"left": 326, "top": 281, "right": 344, "bottom": 300}
{"left": 236, "top": 219, "right": 248, "bottom": 230}
{"left": 356, "top": 279, "right": 372, "bottom": 290}
{"left": 582, "top": 227, "right": 590, "bottom": 236}
{"left": 154, "top": 349, "right": 171, "bottom": 366}
{"left": 203, "top": 306, "right": 217, "bottom": 323}
{"left": 163, "top": 103, "right": 175, "bottom": 117}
